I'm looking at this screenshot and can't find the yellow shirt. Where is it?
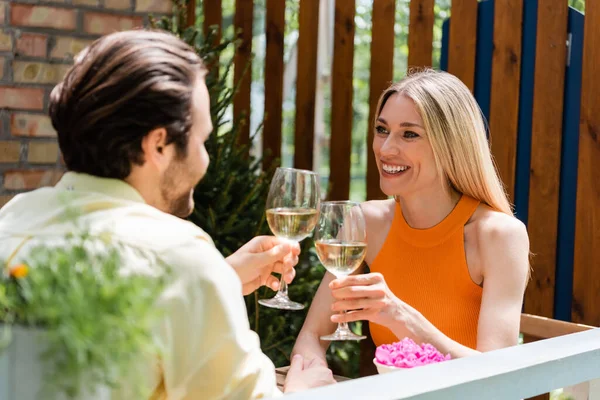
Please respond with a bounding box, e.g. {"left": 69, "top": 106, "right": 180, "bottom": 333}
{"left": 0, "top": 172, "right": 281, "bottom": 399}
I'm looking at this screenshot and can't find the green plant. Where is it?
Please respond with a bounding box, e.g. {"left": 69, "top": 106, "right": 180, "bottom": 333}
{"left": 0, "top": 232, "right": 167, "bottom": 399}
{"left": 569, "top": 0, "right": 585, "bottom": 12}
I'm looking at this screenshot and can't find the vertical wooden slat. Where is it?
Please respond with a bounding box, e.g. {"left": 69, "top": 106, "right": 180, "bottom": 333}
{"left": 407, "top": 0, "right": 434, "bottom": 69}
{"left": 488, "top": 0, "right": 523, "bottom": 202}
{"left": 359, "top": 322, "right": 377, "bottom": 377}
{"left": 447, "top": 0, "right": 478, "bottom": 91}
{"left": 366, "top": 0, "right": 395, "bottom": 201}
{"left": 202, "top": 0, "right": 222, "bottom": 78}
{"left": 203, "top": 0, "right": 222, "bottom": 43}
{"left": 186, "top": 0, "right": 196, "bottom": 27}
{"left": 524, "top": 0, "right": 568, "bottom": 321}
{"left": 572, "top": 1, "right": 600, "bottom": 327}
{"left": 552, "top": 8, "right": 584, "bottom": 322}
{"left": 293, "top": 0, "right": 320, "bottom": 171}
{"left": 263, "top": 0, "right": 285, "bottom": 168}
{"left": 329, "top": 0, "right": 355, "bottom": 200}
{"left": 233, "top": 0, "right": 254, "bottom": 146}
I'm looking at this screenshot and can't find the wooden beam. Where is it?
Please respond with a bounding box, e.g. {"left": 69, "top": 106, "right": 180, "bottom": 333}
{"left": 407, "top": 0, "right": 434, "bottom": 69}
{"left": 521, "top": 314, "right": 594, "bottom": 341}
{"left": 488, "top": 0, "right": 523, "bottom": 201}
{"left": 202, "top": 0, "right": 222, "bottom": 44}
{"left": 233, "top": 0, "right": 254, "bottom": 146}
{"left": 186, "top": 0, "right": 196, "bottom": 27}
{"left": 524, "top": 0, "right": 568, "bottom": 320}
{"left": 293, "top": 0, "right": 320, "bottom": 171}
{"left": 572, "top": 0, "right": 600, "bottom": 327}
{"left": 263, "top": 0, "right": 286, "bottom": 168}
{"left": 329, "top": 0, "right": 355, "bottom": 200}
{"left": 447, "top": 0, "right": 478, "bottom": 91}
{"left": 366, "top": 0, "right": 395, "bottom": 200}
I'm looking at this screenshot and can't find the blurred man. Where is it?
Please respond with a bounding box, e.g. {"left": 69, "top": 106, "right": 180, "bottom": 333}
{"left": 0, "top": 29, "right": 335, "bottom": 399}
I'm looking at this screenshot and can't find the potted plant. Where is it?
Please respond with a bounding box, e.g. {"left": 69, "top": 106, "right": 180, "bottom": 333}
{"left": 0, "top": 230, "right": 168, "bottom": 399}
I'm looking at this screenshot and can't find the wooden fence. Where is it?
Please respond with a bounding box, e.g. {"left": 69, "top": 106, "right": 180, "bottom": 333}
{"left": 187, "top": 0, "right": 599, "bottom": 329}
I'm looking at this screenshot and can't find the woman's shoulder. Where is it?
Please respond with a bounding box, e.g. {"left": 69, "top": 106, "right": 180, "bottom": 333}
{"left": 361, "top": 198, "right": 396, "bottom": 222}
{"left": 361, "top": 199, "right": 396, "bottom": 265}
{"left": 468, "top": 204, "right": 528, "bottom": 243}
{"left": 466, "top": 204, "right": 530, "bottom": 275}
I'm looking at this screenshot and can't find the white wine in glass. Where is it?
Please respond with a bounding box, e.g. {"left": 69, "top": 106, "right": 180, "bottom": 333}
{"left": 314, "top": 201, "right": 367, "bottom": 341}
{"left": 314, "top": 240, "right": 367, "bottom": 277}
{"left": 265, "top": 207, "right": 318, "bottom": 242}
{"left": 258, "top": 167, "right": 320, "bottom": 311}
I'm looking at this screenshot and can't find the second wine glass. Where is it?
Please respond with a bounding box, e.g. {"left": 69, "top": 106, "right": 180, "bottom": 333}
{"left": 314, "top": 201, "right": 367, "bottom": 341}
{"left": 258, "top": 167, "right": 320, "bottom": 311}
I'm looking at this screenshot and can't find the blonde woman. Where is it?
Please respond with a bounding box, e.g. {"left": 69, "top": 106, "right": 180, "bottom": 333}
{"left": 292, "top": 70, "right": 530, "bottom": 364}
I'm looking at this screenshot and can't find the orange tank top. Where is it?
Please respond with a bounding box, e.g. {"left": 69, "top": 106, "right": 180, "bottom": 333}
{"left": 369, "top": 194, "right": 483, "bottom": 349}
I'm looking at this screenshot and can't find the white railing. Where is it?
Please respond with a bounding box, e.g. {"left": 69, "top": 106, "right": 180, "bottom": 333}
{"left": 281, "top": 328, "right": 600, "bottom": 400}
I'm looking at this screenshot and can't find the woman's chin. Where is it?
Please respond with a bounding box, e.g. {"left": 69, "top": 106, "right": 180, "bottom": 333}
{"left": 380, "top": 183, "right": 405, "bottom": 199}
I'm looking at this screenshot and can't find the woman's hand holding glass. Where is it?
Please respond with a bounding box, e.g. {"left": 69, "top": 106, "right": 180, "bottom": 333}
{"left": 328, "top": 272, "right": 413, "bottom": 330}
{"left": 314, "top": 201, "right": 367, "bottom": 341}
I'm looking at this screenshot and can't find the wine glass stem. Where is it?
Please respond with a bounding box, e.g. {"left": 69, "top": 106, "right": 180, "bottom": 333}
{"left": 339, "top": 310, "right": 350, "bottom": 332}
{"left": 278, "top": 276, "right": 288, "bottom": 297}
{"left": 275, "top": 238, "right": 297, "bottom": 298}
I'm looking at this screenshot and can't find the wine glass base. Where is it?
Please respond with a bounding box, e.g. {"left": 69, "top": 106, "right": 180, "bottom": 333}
{"left": 320, "top": 330, "right": 366, "bottom": 341}
{"left": 258, "top": 295, "right": 305, "bottom": 311}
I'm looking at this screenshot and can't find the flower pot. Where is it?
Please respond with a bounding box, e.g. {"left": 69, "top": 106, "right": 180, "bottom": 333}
{"left": 0, "top": 325, "right": 111, "bottom": 400}
{"left": 373, "top": 358, "right": 405, "bottom": 374}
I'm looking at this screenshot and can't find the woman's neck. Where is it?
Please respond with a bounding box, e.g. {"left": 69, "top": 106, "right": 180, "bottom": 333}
{"left": 396, "top": 185, "right": 461, "bottom": 229}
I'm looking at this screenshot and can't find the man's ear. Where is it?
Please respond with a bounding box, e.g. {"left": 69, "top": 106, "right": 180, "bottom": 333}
{"left": 141, "top": 127, "right": 170, "bottom": 170}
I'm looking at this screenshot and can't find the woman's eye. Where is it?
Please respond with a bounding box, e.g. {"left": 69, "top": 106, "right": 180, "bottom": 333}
{"left": 404, "top": 131, "right": 419, "bottom": 139}
{"left": 375, "top": 126, "right": 388, "bottom": 135}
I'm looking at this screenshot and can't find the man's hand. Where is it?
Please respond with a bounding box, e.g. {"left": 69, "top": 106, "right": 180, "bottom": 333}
{"left": 226, "top": 236, "right": 300, "bottom": 295}
{"left": 284, "top": 354, "right": 336, "bottom": 393}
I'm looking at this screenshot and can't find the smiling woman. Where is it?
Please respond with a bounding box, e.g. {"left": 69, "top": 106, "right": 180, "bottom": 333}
{"left": 292, "top": 69, "right": 530, "bottom": 366}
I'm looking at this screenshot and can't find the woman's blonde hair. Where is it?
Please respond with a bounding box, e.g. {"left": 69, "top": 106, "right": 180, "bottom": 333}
{"left": 375, "top": 69, "right": 513, "bottom": 216}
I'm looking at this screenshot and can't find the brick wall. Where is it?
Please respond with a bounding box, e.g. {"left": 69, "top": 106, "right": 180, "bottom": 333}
{"left": 0, "top": 0, "right": 173, "bottom": 207}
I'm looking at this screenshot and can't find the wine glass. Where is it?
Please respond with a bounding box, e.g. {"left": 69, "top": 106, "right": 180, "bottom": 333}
{"left": 258, "top": 167, "right": 320, "bottom": 310}
{"left": 314, "top": 201, "right": 367, "bottom": 341}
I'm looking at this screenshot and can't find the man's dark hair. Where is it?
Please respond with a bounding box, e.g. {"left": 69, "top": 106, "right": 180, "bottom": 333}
{"left": 49, "top": 29, "right": 205, "bottom": 179}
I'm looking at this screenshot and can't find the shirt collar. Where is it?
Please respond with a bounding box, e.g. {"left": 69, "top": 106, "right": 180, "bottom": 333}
{"left": 55, "top": 172, "right": 146, "bottom": 204}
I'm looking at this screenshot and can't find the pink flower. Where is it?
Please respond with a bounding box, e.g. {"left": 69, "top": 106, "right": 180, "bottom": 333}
{"left": 375, "top": 338, "right": 451, "bottom": 368}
